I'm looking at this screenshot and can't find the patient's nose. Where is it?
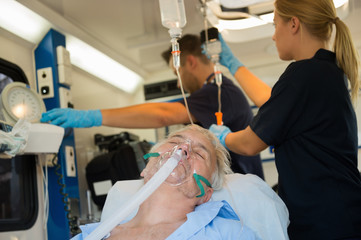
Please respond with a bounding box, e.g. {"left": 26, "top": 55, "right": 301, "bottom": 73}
{"left": 177, "top": 143, "right": 190, "bottom": 159}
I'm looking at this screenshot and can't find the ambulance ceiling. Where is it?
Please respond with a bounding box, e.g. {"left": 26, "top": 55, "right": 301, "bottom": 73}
{"left": 16, "top": 0, "right": 361, "bottom": 79}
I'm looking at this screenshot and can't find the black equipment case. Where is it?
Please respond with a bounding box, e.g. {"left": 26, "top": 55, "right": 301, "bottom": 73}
{"left": 86, "top": 132, "right": 152, "bottom": 208}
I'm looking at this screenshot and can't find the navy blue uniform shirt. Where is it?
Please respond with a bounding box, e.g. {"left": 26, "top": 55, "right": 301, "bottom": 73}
{"left": 251, "top": 49, "right": 361, "bottom": 239}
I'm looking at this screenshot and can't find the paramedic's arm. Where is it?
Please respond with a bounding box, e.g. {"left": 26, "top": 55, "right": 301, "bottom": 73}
{"left": 101, "top": 102, "right": 194, "bottom": 128}
{"left": 226, "top": 126, "right": 268, "bottom": 156}
{"left": 234, "top": 66, "right": 272, "bottom": 108}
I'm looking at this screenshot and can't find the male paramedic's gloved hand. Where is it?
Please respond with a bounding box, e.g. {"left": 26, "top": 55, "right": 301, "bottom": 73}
{"left": 209, "top": 124, "right": 231, "bottom": 149}
{"left": 218, "top": 34, "right": 244, "bottom": 75}
{"left": 40, "top": 108, "right": 102, "bottom": 128}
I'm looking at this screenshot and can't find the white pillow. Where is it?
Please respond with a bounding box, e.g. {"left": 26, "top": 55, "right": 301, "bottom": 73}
{"left": 101, "top": 173, "right": 289, "bottom": 240}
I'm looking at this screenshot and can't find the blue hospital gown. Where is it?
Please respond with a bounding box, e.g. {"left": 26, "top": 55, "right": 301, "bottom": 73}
{"left": 72, "top": 200, "right": 259, "bottom": 239}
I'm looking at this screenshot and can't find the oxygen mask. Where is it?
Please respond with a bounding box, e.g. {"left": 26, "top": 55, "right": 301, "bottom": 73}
{"left": 143, "top": 140, "right": 193, "bottom": 186}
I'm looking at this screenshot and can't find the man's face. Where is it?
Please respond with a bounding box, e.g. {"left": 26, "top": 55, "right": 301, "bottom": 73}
{"left": 169, "top": 57, "right": 200, "bottom": 94}
{"left": 142, "top": 127, "right": 216, "bottom": 199}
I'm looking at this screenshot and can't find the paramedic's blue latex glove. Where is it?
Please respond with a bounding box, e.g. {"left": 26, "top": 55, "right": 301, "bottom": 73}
{"left": 218, "top": 34, "right": 244, "bottom": 75}
{"left": 40, "top": 108, "right": 102, "bottom": 128}
{"left": 209, "top": 124, "right": 231, "bottom": 149}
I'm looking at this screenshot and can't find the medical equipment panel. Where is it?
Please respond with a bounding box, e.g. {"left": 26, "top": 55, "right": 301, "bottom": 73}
{"left": 37, "top": 67, "right": 55, "bottom": 99}
{"left": 143, "top": 79, "right": 182, "bottom": 101}
{"left": 34, "top": 29, "right": 80, "bottom": 239}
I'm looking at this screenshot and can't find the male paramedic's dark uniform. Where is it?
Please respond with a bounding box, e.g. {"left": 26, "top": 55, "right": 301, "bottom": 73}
{"left": 250, "top": 49, "right": 361, "bottom": 239}
{"left": 179, "top": 74, "right": 264, "bottom": 179}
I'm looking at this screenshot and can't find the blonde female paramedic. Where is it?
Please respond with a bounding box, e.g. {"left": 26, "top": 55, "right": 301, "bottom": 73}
{"left": 209, "top": 0, "right": 361, "bottom": 239}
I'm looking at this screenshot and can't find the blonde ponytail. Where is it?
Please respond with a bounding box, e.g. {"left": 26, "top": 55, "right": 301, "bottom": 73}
{"left": 333, "top": 19, "right": 360, "bottom": 103}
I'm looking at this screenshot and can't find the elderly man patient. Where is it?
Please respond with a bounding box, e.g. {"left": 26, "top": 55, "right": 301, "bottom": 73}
{"left": 72, "top": 125, "right": 258, "bottom": 239}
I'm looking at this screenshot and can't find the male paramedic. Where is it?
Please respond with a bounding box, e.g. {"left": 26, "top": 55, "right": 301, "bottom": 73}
{"left": 40, "top": 34, "right": 264, "bottom": 179}
{"left": 71, "top": 124, "right": 259, "bottom": 239}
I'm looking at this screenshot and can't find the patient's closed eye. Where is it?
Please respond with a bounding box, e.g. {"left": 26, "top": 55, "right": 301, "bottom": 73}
{"left": 193, "top": 148, "right": 208, "bottom": 160}
{"left": 196, "top": 152, "right": 205, "bottom": 159}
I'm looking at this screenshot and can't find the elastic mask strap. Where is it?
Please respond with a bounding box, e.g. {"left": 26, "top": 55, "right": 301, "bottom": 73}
{"left": 193, "top": 172, "right": 212, "bottom": 198}
{"left": 143, "top": 152, "right": 160, "bottom": 160}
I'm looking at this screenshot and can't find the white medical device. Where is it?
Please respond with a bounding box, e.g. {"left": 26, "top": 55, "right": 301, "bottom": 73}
{"left": 0, "top": 82, "right": 46, "bottom": 125}
{"left": 23, "top": 123, "right": 64, "bottom": 154}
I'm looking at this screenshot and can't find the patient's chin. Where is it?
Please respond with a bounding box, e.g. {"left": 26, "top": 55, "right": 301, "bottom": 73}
{"left": 177, "top": 183, "right": 199, "bottom": 199}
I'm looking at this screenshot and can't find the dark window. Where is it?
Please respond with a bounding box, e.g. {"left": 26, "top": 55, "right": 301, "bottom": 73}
{"left": 0, "top": 58, "right": 28, "bottom": 93}
{"left": 0, "top": 156, "right": 38, "bottom": 232}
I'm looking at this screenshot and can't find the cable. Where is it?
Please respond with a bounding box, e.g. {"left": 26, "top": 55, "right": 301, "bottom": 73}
{"left": 44, "top": 156, "right": 49, "bottom": 230}
{"left": 39, "top": 154, "right": 50, "bottom": 230}
{"left": 52, "top": 154, "right": 81, "bottom": 236}
{"left": 176, "top": 68, "right": 194, "bottom": 125}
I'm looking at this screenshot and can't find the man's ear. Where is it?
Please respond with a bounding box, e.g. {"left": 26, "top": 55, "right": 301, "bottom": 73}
{"left": 197, "top": 187, "right": 213, "bottom": 205}
{"left": 186, "top": 55, "right": 197, "bottom": 69}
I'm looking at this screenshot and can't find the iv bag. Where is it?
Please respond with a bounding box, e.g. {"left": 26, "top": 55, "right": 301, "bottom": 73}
{"left": 159, "top": 0, "right": 187, "bottom": 38}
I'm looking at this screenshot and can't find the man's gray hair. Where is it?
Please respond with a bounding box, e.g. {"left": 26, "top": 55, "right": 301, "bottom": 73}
{"left": 150, "top": 124, "right": 233, "bottom": 190}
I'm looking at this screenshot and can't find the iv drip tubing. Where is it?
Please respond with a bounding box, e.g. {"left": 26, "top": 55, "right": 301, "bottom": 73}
{"left": 218, "top": 86, "right": 222, "bottom": 113}
{"left": 176, "top": 68, "right": 194, "bottom": 125}
{"left": 84, "top": 149, "right": 184, "bottom": 240}
{"left": 200, "top": 0, "right": 223, "bottom": 123}
{"left": 171, "top": 38, "right": 193, "bottom": 125}
{"left": 214, "top": 64, "right": 222, "bottom": 114}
